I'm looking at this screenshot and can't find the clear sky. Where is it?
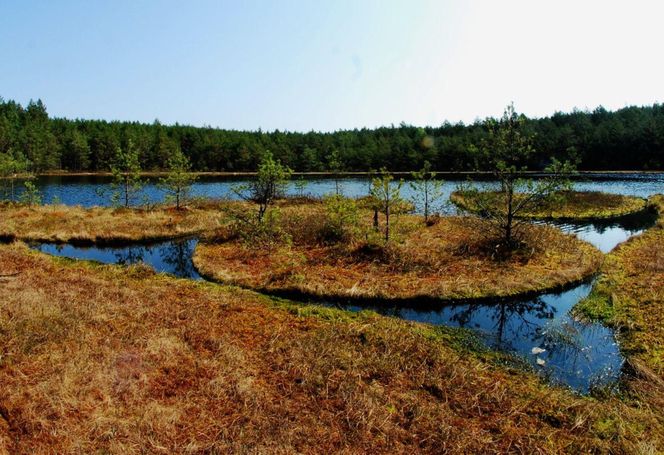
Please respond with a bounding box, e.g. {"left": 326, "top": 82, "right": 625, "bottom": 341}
{"left": 1, "top": 0, "right": 663, "bottom": 131}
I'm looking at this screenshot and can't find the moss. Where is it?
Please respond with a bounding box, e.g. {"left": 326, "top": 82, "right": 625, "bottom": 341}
{"left": 574, "top": 289, "right": 616, "bottom": 322}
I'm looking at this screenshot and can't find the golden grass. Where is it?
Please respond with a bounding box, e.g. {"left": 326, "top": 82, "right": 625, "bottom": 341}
{"left": 0, "top": 242, "right": 662, "bottom": 453}
{"left": 0, "top": 201, "right": 234, "bottom": 244}
{"left": 451, "top": 190, "right": 648, "bottom": 220}
{"left": 194, "top": 210, "right": 603, "bottom": 301}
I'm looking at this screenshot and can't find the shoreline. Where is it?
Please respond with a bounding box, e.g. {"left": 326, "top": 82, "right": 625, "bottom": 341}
{"left": 26, "top": 169, "right": 664, "bottom": 178}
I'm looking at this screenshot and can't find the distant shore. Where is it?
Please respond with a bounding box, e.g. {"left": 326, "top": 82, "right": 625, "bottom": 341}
{"left": 31, "top": 169, "right": 664, "bottom": 178}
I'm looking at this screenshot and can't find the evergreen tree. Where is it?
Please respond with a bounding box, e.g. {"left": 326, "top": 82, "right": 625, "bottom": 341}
{"left": 0, "top": 151, "right": 29, "bottom": 201}
{"left": 233, "top": 151, "right": 292, "bottom": 222}
{"left": 159, "top": 148, "right": 197, "bottom": 209}
{"left": 409, "top": 160, "right": 444, "bottom": 223}
{"left": 466, "top": 104, "right": 576, "bottom": 246}
{"left": 369, "top": 168, "right": 404, "bottom": 243}
{"left": 19, "top": 180, "right": 41, "bottom": 206}
{"left": 61, "top": 129, "right": 91, "bottom": 170}
{"left": 110, "top": 140, "right": 143, "bottom": 207}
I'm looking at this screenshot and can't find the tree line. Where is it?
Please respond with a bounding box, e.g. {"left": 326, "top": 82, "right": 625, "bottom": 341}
{"left": 0, "top": 97, "right": 663, "bottom": 173}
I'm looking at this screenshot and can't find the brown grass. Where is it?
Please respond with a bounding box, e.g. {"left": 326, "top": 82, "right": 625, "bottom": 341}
{"left": 0, "top": 201, "right": 236, "bottom": 244}
{"left": 451, "top": 190, "right": 648, "bottom": 220}
{"left": 194, "top": 208, "right": 603, "bottom": 301}
{"left": 0, "top": 242, "right": 662, "bottom": 453}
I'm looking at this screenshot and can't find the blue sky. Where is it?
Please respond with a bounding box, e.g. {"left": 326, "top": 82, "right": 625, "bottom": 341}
{"left": 1, "top": 0, "right": 663, "bottom": 131}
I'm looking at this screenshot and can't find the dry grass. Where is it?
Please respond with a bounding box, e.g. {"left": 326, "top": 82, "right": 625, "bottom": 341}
{"left": 194, "top": 207, "right": 603, "bottom": 301}
{"left": 0, "top": 242, "right": 662, "bottom": 453}
{"left": 451, "top": 190, "right": 648, "bottom": 221}
{"left": 0, "top": 201, "right": 237, "bottom": 244}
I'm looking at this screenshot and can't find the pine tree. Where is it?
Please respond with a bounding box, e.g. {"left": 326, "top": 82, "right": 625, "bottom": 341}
{"left": 369, "top": 168, "right": 404, "bottom": 242}
{"left": 160, "top": 148, "right": 197, "bottom": 209}
{"left": 110, "top": 140, "right": 143, "bottom": 207}
{"left": 409, "top": 160, "right": 444, "bottom": 223}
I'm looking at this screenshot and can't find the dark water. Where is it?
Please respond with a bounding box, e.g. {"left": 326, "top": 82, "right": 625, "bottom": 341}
{"left": 32, "top": 238, "right": 201, "bottom": 280}
{"left": 12, "top": 172, "right": 664, "bottom": 208}
{"left": 22, "top": 173, "right": 663, "bottom": 393}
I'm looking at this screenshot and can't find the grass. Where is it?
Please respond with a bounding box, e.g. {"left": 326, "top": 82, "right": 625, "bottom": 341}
{"left": 193, "top": 204, "right": 603, "bottom": 302}
{"left": 0, "top": 200, "right": 235, "bottom": 244}
{"left": 450, "top": 190, "right": 649, "bottom": 221}
{"left": 1, "top": 242, "right": 662, "bottom": 453}
{"left": 575, "top": 194, "right": 664, "bottom": 378}
{"left": 572, "top": 194, "right": 664, "bottom": 441}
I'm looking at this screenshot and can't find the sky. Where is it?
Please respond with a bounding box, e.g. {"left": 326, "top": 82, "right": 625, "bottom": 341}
{"left": 1, "top": 0, "right": 663, "bottom": 132}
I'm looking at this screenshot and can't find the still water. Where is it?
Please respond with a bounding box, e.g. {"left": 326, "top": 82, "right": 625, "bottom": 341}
{"left": 15, "top": 172, "right": 664, "bottom": 208}
{"left": 330, "top": 282, "right": 619, "bottom": 392}
{"left": 32, "top": 238, "right": 201, "bottom": 279}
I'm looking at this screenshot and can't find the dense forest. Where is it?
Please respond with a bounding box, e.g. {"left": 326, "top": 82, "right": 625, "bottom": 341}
{"left": 0, "top": 97, "right": 662, "bottom": 173}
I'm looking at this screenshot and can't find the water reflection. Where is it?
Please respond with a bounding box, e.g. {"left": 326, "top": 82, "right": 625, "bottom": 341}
{"left": 31, "top": 239, "right": 201, "bottom": 280}
{"left": 545, "top": 209, "right": 658, "bottom": 252}
{"left": 331, "top": 282, "right": 622, "bottom": 393}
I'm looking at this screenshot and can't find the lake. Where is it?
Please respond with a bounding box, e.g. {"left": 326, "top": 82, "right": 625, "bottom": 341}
{"left": 11, "top": 172, "right": 664, "bottom": 208}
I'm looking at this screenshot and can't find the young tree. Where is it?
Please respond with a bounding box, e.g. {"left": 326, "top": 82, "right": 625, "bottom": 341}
{"left": 19, "top": 180, "right": 41, "bottom": 206}
{"left": 159, "top": 148, "right": 197, "bottom": 209}
{"left": 369, "top": 168, "right": 404, "bottom": 242}
{"left": 326, "top": 149, "right": 344, "bottom": 196}
{"left": 466, "top": 104, "right": 576, "bottom": 246}
{"left": 409, "top": 160, "right": 444, "bottom": 223}
{"left": 294, "top": 176, "right": 307, "bottom": 197}
{"left": 110, "top": 139, "right": 143, "bottom": 207}
{"left": 233, "top": 151, "right": 292, "bottom": 222}
{"left": 321, "top": 194, "right": 360, "bottom": 243}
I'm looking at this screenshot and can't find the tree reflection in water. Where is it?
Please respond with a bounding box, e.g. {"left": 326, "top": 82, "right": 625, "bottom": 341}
{"left": 158, "top": 239, "right": 201, "bottom": 279}
{"left": 448, "top": 297, "right": 556, "bottom": 350}
{"left": 114, "top": 246, "right": 148, "bottom": 266}
{"left": 331, "top": 283, "right": 623, "bottom": 392}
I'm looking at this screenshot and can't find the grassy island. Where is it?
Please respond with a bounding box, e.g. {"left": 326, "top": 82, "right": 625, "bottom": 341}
{"left": 1, "top": 242, "right": 662, "bottom": 453}
{"left": 450, "top": 190, "right": 648, "bottom": 221}
{"left": 193, "top": 204, "right": 602, "bottom": 302}
{"left": 0, "top": 201, "right": 233, "bottom": 245}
